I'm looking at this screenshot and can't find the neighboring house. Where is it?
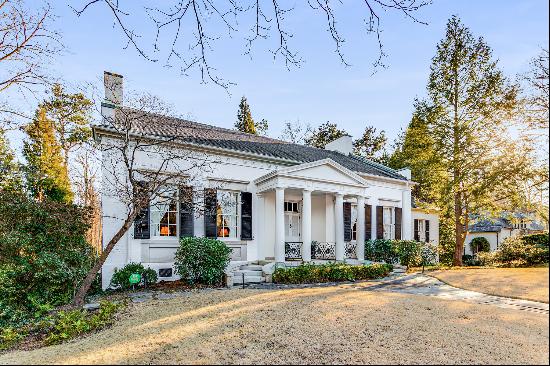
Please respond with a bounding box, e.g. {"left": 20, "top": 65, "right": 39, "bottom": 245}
{"left": 94, "top": 72, "right": 415, "bottom": 288}
{"left": 464, "top": 212, "right": 546, "bottom": 255}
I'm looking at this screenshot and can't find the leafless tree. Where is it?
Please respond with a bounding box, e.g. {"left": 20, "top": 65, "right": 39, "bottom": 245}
{"left": 72, "top": 91, "right": 214, "bottom": 306}
{"left": 279, "top": 120, "right": 313, "bottom": 144}
{"left": 0, "top": 0, "right": 62, "bottom": 130}
{"left": 73, "top": 147, "right": 102, "bottom": 254}
{"left": 72, "top": 0, "right": 431, "bottom": 90}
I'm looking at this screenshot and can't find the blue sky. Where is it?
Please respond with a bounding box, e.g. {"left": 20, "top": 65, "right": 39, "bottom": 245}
{"left": 7, "top": 0, "right": 550, "bottom": 149}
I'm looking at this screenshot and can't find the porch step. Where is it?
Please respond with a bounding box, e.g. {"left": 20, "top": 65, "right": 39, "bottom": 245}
{"left": 233, "top": 269, "right": 263, "bottom": 276}
{"left": 233, "top": 275, "right": 265, "bottom": 284}
{"left": 240, "top": 265, "right": 263, "bottom": 271}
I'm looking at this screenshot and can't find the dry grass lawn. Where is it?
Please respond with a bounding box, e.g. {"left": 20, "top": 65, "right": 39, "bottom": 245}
{"left": 0, "top": 286, "right": 548, "bottom": 365}
{"left": 429, "top": 267, "right": 549, "bottom": 303}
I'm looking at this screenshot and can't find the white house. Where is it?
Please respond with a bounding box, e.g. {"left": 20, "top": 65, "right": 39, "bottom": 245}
{"left": 94, "top": 72, "right": 418, "bottom": 288}
{"left": 464, "top": 213, "right": 546, "bottom": 255}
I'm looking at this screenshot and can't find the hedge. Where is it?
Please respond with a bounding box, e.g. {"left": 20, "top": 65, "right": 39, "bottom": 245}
{"left": 272, "top": 263, "right": 393, "bottom": 284}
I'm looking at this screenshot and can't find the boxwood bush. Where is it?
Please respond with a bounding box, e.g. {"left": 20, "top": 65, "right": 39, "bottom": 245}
{"left": 174, "top": 237, "right": 231, "bottom": 286}
{"left": 110, "top": 263, "right": 158, "bottom": 290}
{"left": 272, "top": 263, "right": 393, "bottom": 284}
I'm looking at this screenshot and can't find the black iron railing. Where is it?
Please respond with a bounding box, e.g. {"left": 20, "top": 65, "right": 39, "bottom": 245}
{"left": 311, "top": 241, "right": 336, "bottom": 260}
{"left": 285, "top": 242, "right": 303, "bottom": 261}
{"left": 345, "top": 241, "right": 357, "bottom": 259}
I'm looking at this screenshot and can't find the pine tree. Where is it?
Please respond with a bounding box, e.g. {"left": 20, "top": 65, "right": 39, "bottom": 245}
{"left": 235, "top": 96, "right": 257, "bottom": 134}
{"left": 41, "top": 84, "right": 93, "bottom": 165}
{"left": 0, "top": 130, "right": 22, "bottom": 192}
{"left": 422, "top": 16, "right": 534, "bottom": 266}
{"left": 23, "top": 107, "right": 74, "bottom": 203}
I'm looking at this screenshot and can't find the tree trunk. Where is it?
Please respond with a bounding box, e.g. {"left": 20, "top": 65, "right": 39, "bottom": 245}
{"left": 452, "top": 192, "right": 464, "bottom": 266}
{"left": 72, "top": 213, "right": 136, "bottom": 306}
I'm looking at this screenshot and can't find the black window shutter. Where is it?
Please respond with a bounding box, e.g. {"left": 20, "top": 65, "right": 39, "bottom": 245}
{"left": 395, "top": 207, "right": 402, "bottom": 240}
{"left": 425, "top": 220, "right": 430, "bottom": 243}
{"left": 240, "top": 192, "right": 253, "bottom": 240}
{"left": 365, "top": 205, "right": 372, "bottom": 240}
{"left": 376, "top": 206, "right": 384, "bottom": 239}
{"left": 134, "top": 206, "right": 150, "bottom": 239}
{"left": 414, "top": 219, "right": 420, "bottom": 241}
{"left": 179, "top": 186, "right": 194, "bottom": 238}
{"left": 343, "top": 202, "right": 352, "bottom": 242}
{"left": 204, "top": 188, "right": 217, "bottom": 238}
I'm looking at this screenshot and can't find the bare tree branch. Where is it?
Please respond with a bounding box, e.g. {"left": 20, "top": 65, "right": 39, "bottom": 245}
{"left": 72, "top": 0, "right": 431, "bottom": 89}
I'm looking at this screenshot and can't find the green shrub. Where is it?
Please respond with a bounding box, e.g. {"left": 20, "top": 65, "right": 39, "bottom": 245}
{"left": 174, "top": 237, "right": 231, "bottom": 286}
{"left": 394, "top": 240, "right": 422, "bottom": 266}
{"left": 493, "top": 236, "right": 548, "bottom": 266}
{"left": 521, "top": 233, "right": 549, "bottom": 247}
{"left": 0, "top": 191, "right": 97, "bottom": 328}
{"left": 110, "top": 263, "right": 158, "bottom": 290}
{"left": 44, "top": 301, "right": 121, "bottom": 345}
{"left": 470, "top": 237, "right": 491, "bottom": 254}
{"left": 477, "top": 235, "right": 549, "bottom": 268}
{"left": 365, "top": 239, "right": 437, "bottom": 267}
{"left": 272, "top": 263, "right": 393, "bottom": 284}
{"left": 365, "top": 239, "right": 398, "bottom": 263}
{"left": 476, "top": 252, "right": 495, "bottom": 266}
{"left": 0, "top": 327, "right": 25, "bottom": 350}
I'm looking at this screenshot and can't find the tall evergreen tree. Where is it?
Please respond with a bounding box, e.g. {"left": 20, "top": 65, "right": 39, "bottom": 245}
{"left": 235, "top": 96, "right": 257, "bottom": 134}
{"left": 23, "top": 107, "right": 73, "bottom": 203}
{"left": 0, "top": 130, "right": 22, "bottom": 192}
{"left": 422, "top": 16, "right": 534, "bottom": 266}
{"left": 40, "top": 84, "right": 93, "bottom": 164}
{"left": 305, "top": 122, "right": 348, "bottom": 149}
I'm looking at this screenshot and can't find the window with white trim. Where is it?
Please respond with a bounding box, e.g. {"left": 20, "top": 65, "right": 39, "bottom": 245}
{"left": 383, "top": 207, "right": 395, "bottom": 240}
{"left": 150, "top": 186, "right": 178, "bottom": 238}
{"left": 216, "top": 190, "right": 240, "bottom": 239}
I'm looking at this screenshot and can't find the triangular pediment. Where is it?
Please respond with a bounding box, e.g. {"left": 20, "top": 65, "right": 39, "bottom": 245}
{"left": 276, "top": 159, "right": 368, "bottom": 186}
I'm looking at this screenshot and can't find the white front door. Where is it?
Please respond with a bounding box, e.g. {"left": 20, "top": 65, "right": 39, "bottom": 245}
{"left": 284, "top": 201, "right": 301, "bottom": 242}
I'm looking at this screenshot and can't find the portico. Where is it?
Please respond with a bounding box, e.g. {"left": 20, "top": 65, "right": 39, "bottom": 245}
{"left": 254, "top": 159, "right": 376, "bottom": 263}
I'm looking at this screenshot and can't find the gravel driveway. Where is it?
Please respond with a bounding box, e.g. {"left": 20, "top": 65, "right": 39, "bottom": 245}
{"left": 1, "top": 283, "right": 548, "bottom": 365}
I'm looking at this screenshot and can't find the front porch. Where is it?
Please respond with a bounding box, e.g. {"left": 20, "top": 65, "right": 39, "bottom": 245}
{"left": 254, "top": 159, "right": 376, "bottom": 263}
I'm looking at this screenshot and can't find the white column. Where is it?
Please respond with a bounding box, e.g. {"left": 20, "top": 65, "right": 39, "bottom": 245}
{"left": 275, "top": 187, "right": 285, "bottom": 263}
{"left": 256, "top": 193, "right": 265, "bottom": 260}
{"left": 356, "top": 196, "right": 365, "bottom": 261}
{"left": 335, "top": 193, "right": 345, "bottom": 261}
{"left": 371, "top": 202, "right": 377, "bottom": 240}
{"left": 301, "top": 189, "right": 312, "bottom": 262}
{"left": 402, "top": 188, "right": 412, "bottom": 240}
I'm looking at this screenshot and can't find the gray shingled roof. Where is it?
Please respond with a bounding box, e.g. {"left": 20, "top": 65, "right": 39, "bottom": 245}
{"left": 468, "top": 218, "right": 512, "bottom": 233}
{"left": 93, "top": 108, "right": 408, "bottom": 181}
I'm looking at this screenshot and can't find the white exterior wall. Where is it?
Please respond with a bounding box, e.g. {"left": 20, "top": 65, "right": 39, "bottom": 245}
{"left": 99, "top": 135, "right": 413, "bottom": 288}
{"left": 411, "top": 210, "right": 440, "bottom": 246}
{"left": 464, "top": 228, "right": 514, "bottom": 255}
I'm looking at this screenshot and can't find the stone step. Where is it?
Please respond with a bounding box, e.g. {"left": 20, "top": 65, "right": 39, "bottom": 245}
{"left": 233, "top": 270, "right": 263, "bottom": 276}
{"left": 240, "top": 265, "right": 263, "bottom": 271}
{"left": 233, "top": 275, "right": 265, "bottom": 285}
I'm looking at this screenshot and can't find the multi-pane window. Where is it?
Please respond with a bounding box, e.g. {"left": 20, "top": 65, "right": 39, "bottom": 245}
{"left": 284, "top": 202, "right": 299, "bottom": 213}
{"left": 150, "top": 187, "right": 178, "bottom": 237}
{"left": 351, "top": 204, "right": 358, "bottom": 241}
{"left": 383, "top": 207, "right": 395, "bottom": 240}
{"left": 217, "top": 190, "right": 239, "bottom": 239}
